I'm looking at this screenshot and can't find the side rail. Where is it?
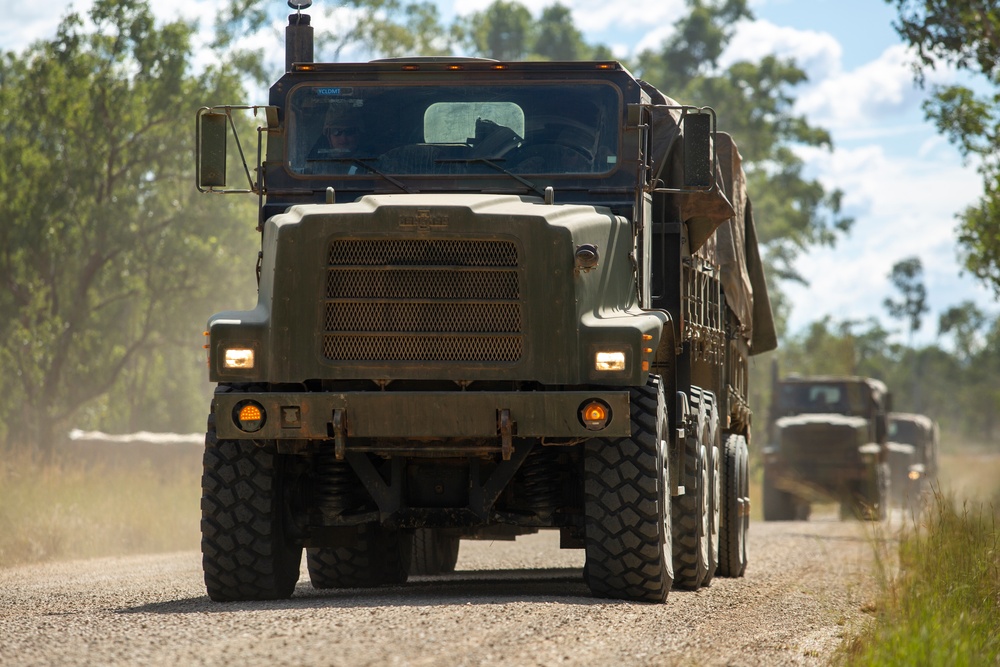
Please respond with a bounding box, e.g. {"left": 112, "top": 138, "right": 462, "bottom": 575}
{"left": 196, "top": 105, "right": 278, "bottom": 194}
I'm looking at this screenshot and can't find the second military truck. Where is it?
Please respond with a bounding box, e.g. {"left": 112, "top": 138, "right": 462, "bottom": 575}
{"left": 763, "top": 374, "right": 891, "bottom": 520}
{"left": 196, "top": 4, "right": 775, "bottom": 603}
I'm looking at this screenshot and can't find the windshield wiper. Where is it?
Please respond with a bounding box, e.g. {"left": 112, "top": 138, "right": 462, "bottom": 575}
{"left": 305, "top": 156, "right": 415, "bottom": 193}
{"left": 436, "top": 157, "right": 545, "bottom": 197}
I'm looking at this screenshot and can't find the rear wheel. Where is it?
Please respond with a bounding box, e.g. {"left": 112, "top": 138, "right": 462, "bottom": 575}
{"left": 201, "top": 410, "right": 302, "bottom": 601}
{"left": 583, "top": 378, "right": 673, "bottom": 602}
{"left": 672, "top": 387, "right": 711, "bottom": 590}
{"left": 718, "top": 434, "right": 749, "bottom": 577}
{"left": 307, "top": 524, "right": 411, "bottom": 588}
{"left": 410, "top": 528, "right": 460, "bottom": 576}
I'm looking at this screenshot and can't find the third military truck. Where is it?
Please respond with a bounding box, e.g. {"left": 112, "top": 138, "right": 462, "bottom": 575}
{"left": 763, "top": 374, "right": 892, "bottom": 520}
{"left": 196, "top": 2, "right": 775, "bottom": 603}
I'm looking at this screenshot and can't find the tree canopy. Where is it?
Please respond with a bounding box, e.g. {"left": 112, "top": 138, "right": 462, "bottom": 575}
{"left": 0, "top": 0, "right": 257, "bottom": 449}
{"left": 885, "top": 0, "right": 1000, "bottom": 295}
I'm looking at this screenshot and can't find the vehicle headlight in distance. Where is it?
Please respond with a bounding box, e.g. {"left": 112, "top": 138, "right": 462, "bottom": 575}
{"left": 224, "top": 348, "right": 255, "bottom": 369}
{"left": 594, "top": 351, "right": 626, "bottom": 372}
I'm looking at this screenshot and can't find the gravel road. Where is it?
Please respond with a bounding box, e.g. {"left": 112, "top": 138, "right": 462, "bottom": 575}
{"left": 0, "top": 513, "right": 881, "bottom": 667}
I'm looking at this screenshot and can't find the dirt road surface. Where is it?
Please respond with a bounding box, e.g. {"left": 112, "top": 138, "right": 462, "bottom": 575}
{"left": 0, "top": 514, "right": 880, "bottom": 667}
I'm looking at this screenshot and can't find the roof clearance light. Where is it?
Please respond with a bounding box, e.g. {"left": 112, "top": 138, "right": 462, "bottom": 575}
{"left": 402, "top": 64, "right": 420, "bottom": 71}
{"left": 235, "top": 401, "right": 266, "bottom": 433}
{"left": 448, "top": 64, "right": 463, "bottom": 70}
{"left": 580, "top": 400, "right": 612, "bottom": 431}
{"left": 224, "top": 348, "right": 255, "bottom": 369}
{"left": 492, "top": 64, "right": 508, "bottom": 70}
{"left": 595, "top": 351, "right": 626, "bottom": 372}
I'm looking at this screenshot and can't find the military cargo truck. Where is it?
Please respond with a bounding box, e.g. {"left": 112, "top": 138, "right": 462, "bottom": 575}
{"left": 195, "top": 2, "right": 775, "bottom": 603}
{"left": 763, "top": 374, "right": 891, "bottom": 521}
{"left": 887, "top": 412, "right": 939, "bottom": 510}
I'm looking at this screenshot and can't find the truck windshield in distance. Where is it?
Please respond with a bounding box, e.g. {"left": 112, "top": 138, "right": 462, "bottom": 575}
{"left": 774, "top": 381, "right": 869, "bottom": 417}
{"left": 286, "top": 82, "right": 621, "bottom": 177}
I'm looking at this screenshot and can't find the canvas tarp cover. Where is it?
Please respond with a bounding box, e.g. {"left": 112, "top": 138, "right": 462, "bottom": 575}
{"left": 640, "top": 81, "right": 777, "bottom": 355}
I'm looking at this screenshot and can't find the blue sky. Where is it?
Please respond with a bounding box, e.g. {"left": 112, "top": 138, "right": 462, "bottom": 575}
{"left": 3, "top": 0, "right": 995, "bottom": 344}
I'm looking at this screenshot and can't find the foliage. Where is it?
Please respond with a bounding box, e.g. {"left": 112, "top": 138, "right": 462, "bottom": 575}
{"left": 843, "top": 490, "right": 1000, "bottom": 666}
{"left": 632, "top": 0, "right": 853, "bottom": 329}
{"left": 886, "top": 0, "right": 1000, "bottom": 296}
{"left": 0, "top": 0, "right": 258, "bottom": 449}
{"left": 883, "top": 256, "right": 929, "bottom": 342}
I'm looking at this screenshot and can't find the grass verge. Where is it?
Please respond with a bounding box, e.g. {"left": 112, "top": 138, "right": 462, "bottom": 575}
{"left": 0, "top": 441, "right": 202, "bottom": 568}
{"left": 842, "top": 487, "right": 1000, "bottom": 665}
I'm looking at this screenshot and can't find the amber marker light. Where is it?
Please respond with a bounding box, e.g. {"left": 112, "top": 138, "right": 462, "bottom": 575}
{"left": 580, "top": 400, "right": 612, "bottom": 431}
{"left": 234, "top": 400, "right": 266, "bottom": 433}
{"left": 908, "top": 470, "right": 921, "bottom": 480}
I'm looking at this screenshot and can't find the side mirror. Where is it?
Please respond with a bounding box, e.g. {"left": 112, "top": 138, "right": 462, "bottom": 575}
{"left": 682, "top": 111, "right": 713, "bottom": 188}
{"left": 198, "top": 111, "right": 228, "bottom": 189}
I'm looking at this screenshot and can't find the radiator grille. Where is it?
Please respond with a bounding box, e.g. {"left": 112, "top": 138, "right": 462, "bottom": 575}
{"left": 323, "top": 239, "right": 522, "bottom": 363}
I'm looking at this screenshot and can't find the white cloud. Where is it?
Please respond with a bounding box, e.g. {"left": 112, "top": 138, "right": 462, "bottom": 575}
{"left": 724, "top": 19, "right": 842, "bottom": 81}
{"left": 784, "top": 141, "right": 989, "bottom": 340}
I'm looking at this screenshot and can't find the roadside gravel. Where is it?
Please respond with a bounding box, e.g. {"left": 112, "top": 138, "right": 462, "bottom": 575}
{"left": 0, "top": 513, "right": 881, "bottom": 667}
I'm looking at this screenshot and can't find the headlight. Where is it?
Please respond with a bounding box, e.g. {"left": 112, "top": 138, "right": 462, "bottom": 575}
{"left": 594, "top": 351, "right": 626, "bottom": 372}
{"left": 223, "top": 348, "right": 255, "bottom": 369}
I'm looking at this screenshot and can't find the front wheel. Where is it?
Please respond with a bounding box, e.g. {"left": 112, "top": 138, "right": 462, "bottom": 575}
{"left": 583, "top": 378, "right": 673, "bottom": 603}
{"left": 201, "top": 414, "right": 302, "bottom": 601}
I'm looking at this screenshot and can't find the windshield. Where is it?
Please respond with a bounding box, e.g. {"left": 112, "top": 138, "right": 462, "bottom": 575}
{"left": 775, "top": 382, "right": 869, "bottom": 417}
{"left": 286, "top": 82, "right": 621, "bottom": 177}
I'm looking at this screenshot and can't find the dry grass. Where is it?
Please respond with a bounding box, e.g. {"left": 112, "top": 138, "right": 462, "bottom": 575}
{"left": 0, "top": 441, "right": 202, "bottom": 568}
{"left": 840, "top": 441, "right": 1000, "bottom": 666}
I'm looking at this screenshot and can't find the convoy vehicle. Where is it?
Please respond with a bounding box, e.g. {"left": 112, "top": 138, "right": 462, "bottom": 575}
{"left": 196, "top": 2, "right": 775, "bottom": 603}
{"left": 887, "top": 412, "right": 939, "bottom": 510}
{"left": 763, "top": 374, "right": 891, "bottom": 520}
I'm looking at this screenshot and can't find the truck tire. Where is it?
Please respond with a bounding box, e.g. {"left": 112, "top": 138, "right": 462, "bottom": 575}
{"left": 702, "top": 393, "right": 721, "bottom": 587}
{"left": 201, "top": 413, "right": 302, "bottom": 602}
{"left": 672, "top": 387, "right": 711, "bottom": 590}
{"left": 410, "top": 529, "right": 460, "bottom": 576}
{"left": 307, "top": 525, "right": 412, "bottom": 588}
{"left": 762, "top": 467, "right": 797, "bottom": 521}
{"left": 717, "top": 434, "right": 749, "bottom": 577}
{"left": 583, "top": 378, "right": 673, "bottom": 603}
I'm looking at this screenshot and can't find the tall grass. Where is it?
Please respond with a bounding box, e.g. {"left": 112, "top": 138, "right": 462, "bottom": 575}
{"left": 843, "top": 488, "right": 1000, "bottom": 665}
{"left": 0, "top": 441, "right": 202, "bottom": 567}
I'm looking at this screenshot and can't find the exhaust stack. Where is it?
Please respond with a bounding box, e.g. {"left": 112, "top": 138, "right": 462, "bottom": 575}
{"left": 285, "top": 2, "right": 314, "bottom": 72}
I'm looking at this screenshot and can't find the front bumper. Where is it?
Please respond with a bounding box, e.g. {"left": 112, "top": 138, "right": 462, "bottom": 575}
{"left": 214, "top": 389, "right": 631, "bottom": 442}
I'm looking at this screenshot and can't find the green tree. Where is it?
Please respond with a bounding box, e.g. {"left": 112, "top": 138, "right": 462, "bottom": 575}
{"left": 633, "top": 0, "right": 853, "bottom": 328}
{"left": 883, "top": 256, "right": 929, "bottom": 343}
{"left": 0, "top": 0, "right": 257, "bottom": 450}
{"left": 886, "top": 1, "right": 1000, "bottom": 295}
{"left": 534, "top": 4, "right": 589, "bottom": 61}
{"left": 938, "top": 300, "right": 986, "bottom": 361}
{"left": 458, "top": 0, "right": 534, "bottom": 61}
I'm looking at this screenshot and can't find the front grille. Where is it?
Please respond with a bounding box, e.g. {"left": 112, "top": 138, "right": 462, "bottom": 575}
{"left": 323, "top": 239, "right": 523, "bottom": 363}
{"left": 782, "top": 426, "right": 859, "bottom": 466}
